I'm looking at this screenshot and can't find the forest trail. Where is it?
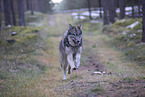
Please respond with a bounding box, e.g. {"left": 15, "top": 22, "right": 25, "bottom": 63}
{"left": 35, "top": 13, "right": 145, "bottom": 96}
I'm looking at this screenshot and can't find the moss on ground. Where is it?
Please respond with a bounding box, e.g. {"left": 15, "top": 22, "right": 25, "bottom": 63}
{"left": 0, "top": 25, "right": 48, "bottom": 96}
{"left": 0, "top": 26, "right": 40, "bottom": 53}
{"left": 1, "top": 12, "right": 145, "bottom": 97}
{"left": 115, "top": 18, "right": 142, "bottom": 27}
{"left": 103, "top": 18, "right": 145, "bottom": 66}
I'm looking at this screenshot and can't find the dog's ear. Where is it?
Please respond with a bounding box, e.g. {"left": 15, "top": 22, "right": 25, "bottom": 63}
{"left": 68, "top": 24, "right": 73, "bottom": 30}
{"left": 77, "top": 24, "right": 82, "bottom": 30}
{"left": 64, "top": 31, "right": 68, "bottom": 38}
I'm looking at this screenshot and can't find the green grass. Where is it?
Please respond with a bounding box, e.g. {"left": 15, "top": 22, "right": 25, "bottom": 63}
{"left": 103, "top": 18, "right": 145, "bottom": 66}
{"left": 0, "top": 24, "right": 47, "bottom": 96}
{"left": 91, "top": 84, "right": 105, "bottom": 92}
{"left": 39, "top": 13, "right": 75, "bottom": 37}
{"left": 0, "top": 12, "right": 145, "bottom": 97}
{"left": 0, "top": 12, "right": 74, "bottom": 97}
{"left": 115, "top": 18, "right": 142, "bottom": 28}
{"left": 25, "top": 11, "right": 44, "bottom": 27}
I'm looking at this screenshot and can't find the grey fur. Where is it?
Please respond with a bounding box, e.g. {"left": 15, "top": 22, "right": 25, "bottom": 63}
{"left": 59, "top": 24, "right": 82, "bottom": 80}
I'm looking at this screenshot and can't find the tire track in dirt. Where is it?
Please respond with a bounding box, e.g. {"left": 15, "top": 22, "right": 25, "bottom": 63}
{"left": 55, "top": 32, "right": 145, "bottom": 96}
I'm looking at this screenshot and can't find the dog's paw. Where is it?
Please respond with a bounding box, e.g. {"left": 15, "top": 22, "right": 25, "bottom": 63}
{"left": 63, "top": 77, "right": 66, "bottom": 80}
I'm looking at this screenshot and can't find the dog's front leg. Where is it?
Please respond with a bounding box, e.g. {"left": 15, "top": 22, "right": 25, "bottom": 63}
{"left": 68, "top": 65, "right": 71, "bottom": 74}
{"left": 76, "top": 53, "right": 81, "bottom": 69}
{"left": 67, "top": 54, "right": 76, "bottom": 73}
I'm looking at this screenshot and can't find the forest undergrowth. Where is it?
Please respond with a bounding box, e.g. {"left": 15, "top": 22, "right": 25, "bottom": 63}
{"left": 0, "top": 12, "right": 145, "bottom": 97}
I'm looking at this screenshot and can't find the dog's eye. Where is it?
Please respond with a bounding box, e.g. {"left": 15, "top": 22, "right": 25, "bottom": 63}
{"left": 72, "top": 37, "right": 75, "bottom": 40}
{"left": 71, "top": 36, "right": 76, "bottom": 40}
{"left": 78, "top": 31, "right": 82, "bottom": 35}
{"left": 72, "top": 33, "right": 76, "bottom": 36}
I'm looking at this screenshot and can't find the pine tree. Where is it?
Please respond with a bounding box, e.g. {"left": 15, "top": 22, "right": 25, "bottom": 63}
{"left": 0, "top": 0, "right": 2, "bottom": 28}
{"left": 138, "top": 0, "right": 141, "bottom": 17}
{"left": 3, "top": 0, "right": 11, "bottom": 26}
{"left": 10, "top": 0, "right": 16, "bottom": 25}
{"left": 119, "top": 0, "right": 125, "bottom": 19}
{"left": 142, "top": 0, "right": 145, "bottom": 42}
{"left": 18, "top": 0, "right": 25, "bottom": 26}
{"left": 131, "top": 0, "right": 134, "bottom": 17}
{"left": 98, "top": 0, "right": 102, "bottom": 18}
{"left": 36, "top": 0, "right": 41, "bottom": 12}
{"left": 26, "top": 0, "right": 29, "bottom": 10}
{"left": 30, "top": 0, "right": 33, "bottom": 15}
{"left": 87, "top": 0, "right": 92, "bottom": 20}
{"left": 108, "top": 0, "right": 115, "bottom": 23}
{"left": 102, "top": 0, "right": 109, "bottom": 25}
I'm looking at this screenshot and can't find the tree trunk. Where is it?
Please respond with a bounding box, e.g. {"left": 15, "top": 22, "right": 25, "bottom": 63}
{"left": 142, "top": 0, "right": 145, "bottom": 42}
{"left": 111, "top": 0, "right": 116, "bottom": 18}
{"left": 131, "top": 0, "right": 134, "bottom": 18}
{"left": 0, "top": 12, "right": 1, "bottom": 28}
{"left": 18, "top": 0, "right": 25, "bottom": 26}
{"left": 98, "top": 0, "right": 102, "bottom": 18}
{"left": 26, "top": 0, "right": 29, "bottom": 10}
{"left": 0, "top": 0, "right": 4, "bottom": 12}
{"left": 102, "top": 0, "right": 109, "bottom": 25}
{"left": 138, "top": 0, "right": 141, "bottom": 17}
{"left": 114, "top": 0, "right": 117, "bottom": 17}
{"left": 108, "top": 0, "right": 115, "bottom": 23}
{"left": 10, "top": 0, "right": 16, "bottom": 25}
{"left": 36, "top": 0, "right": 41, "bottom": 12}
{"left": 0, "top": 0, "right": 2, "bottom": 28}
{"left": 87, "top": 0, "right": 92, "bottom": 20}
{"left": 0, "top": 6, "right": 1, "bottom": 28}
{"left": 119, "top": 0, "right": 125, "bottom": 19}
{"left": 30, "top": 0, "right": 34, "bottom": 15}
{"left": 3, "top": 0, "right": 12, "bottom": 26}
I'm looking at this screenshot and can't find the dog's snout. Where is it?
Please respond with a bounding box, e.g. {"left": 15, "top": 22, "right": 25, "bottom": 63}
{"left": 77, "top": 40, "right": 80, "bottom": 44}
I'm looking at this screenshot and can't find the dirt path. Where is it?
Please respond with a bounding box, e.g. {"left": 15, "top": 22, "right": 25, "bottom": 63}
{"left": 36, "top": 14, "right": 145, "bottom": 97}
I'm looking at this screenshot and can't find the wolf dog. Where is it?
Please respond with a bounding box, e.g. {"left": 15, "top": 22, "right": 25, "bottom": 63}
{"left": 59, "top": 24, "right": 82, "bottom": 80}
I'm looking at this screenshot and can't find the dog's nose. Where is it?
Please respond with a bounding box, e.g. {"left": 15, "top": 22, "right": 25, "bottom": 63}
{"left": 77, "top": 41, "right": 80, "bottom": 44}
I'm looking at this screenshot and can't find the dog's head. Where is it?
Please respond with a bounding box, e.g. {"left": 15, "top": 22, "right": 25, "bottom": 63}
{"left": 65, "top": 24, "right": 82, "bottom": 47}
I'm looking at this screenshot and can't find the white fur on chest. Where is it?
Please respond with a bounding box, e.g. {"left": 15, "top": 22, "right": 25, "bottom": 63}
{"left": 65, "top": 46, "right": 82, "bottom": 55}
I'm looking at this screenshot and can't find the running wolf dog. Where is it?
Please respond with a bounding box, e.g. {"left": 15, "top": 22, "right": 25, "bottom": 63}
{"left": 59, "top": 24, "right": 82, "bottom": 80}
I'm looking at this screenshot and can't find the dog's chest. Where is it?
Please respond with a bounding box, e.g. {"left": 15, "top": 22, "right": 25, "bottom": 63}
{"left": 71, "top": 47, "right": 80, "bottom": 53}
{"left": 65, "top": 46, "right": 82, "bottom": 54}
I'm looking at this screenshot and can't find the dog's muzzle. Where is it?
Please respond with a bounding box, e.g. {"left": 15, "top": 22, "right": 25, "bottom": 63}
{"left": 74, "top": 40, "right": 81, "bottom": 46}
{"left": 76, "top": 41, "right": 80, "bottom": 45}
